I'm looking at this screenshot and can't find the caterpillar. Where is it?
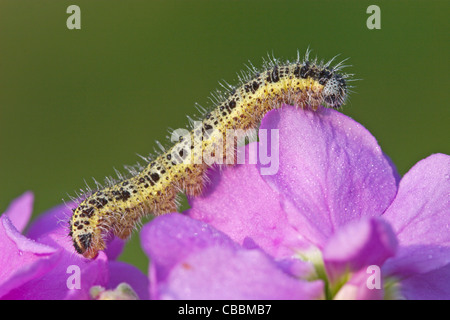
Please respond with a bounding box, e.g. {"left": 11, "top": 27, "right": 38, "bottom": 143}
{"left": 69, "top": 51, "right": 351, "bottom": 258}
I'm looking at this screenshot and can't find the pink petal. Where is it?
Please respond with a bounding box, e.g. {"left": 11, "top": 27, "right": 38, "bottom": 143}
{"left": 0, "top": 215, "right": 59, "bottom": 298}
{"left": 258, "top": 106, "right": 398, "bottom": 248}
{"left": 9, "top": 228, "right": 110, "bottom": 300}
{"left": 160, "top": 245, "right": 324, "bottom": 300}
{"left": 106, "top": 261, "right": 150, "bottom": 300}
{"left": 323, "top": 217, "right": 397, "bottom": 284}
{"left": 334, "top": 268, "right": 385, "bottom": 300}
{"left": 26, "top": 201, "right": 75, "bottom": 240}
{"left": 187, "top": 143, "right": 307, "bottom": 258}
{"left": 399, "top": 263, "right": 450, "bottom": 300}
{"left": 383, "top": 153, "right": 450, "bottom": 277}
{"left": 141, "top": 214, "right": 323, "bottom": 300}
{"left": 3, "top": 191, "right": 34, "bottom": 233}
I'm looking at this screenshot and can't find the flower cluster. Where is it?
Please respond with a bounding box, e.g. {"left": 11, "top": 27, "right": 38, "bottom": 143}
{"left": 0, "top": 193, "right": 148, "bottom": 299}
{"left": 1, "top": 105, "right": 448, "bottom": 299}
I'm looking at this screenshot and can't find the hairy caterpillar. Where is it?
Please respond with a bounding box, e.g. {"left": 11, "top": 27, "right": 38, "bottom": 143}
{"left": 69, "top": 51, "right": 351, "bottom": 258}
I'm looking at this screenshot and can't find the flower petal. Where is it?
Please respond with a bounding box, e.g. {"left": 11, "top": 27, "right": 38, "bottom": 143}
{"left": 106, "top": 261, "right": 150, "bottom": 300}
{"left": 257, "top": 106, "right": 398, "bottom": 248}
{"left": 187, "top": 143, "right": 307, "bottom": 258}
{"left": 323, "top": 217, "right": 397, "bottom": 284}
{"left": 141, "top": 213, "right": 238, "bottom": 285}
{"left": 103, "top": 237, "right": 126, "bottom": 261}
{"left": 160, "top": 245, "right": 324, "bottom": 300}
{"left": 383, "top": 153, "right": 450, "bottom": 277}
{"left": 398, "top": 263, "right": 450, "bottom": 300}
{"left": 334, "top": 268, "right": 385, "bottom": 300}
{"left": 141, "top": 213, "right": 323, "bottom": 300}
{"left": 4, "top": 227, "right": 110, "bottom": 300}
{"left": 26, "top": 202, "right": 74, "bottom": 239}
{"left": 0, "top": 215, "right": 59, "bottom": 298}
{"left": 3, "top": 191, "right": 34, "bottom": 233}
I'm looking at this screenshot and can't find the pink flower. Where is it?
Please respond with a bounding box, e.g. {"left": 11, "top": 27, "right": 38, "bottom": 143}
{"left": 141, "top": 213, "right": 324, "bottom": 299}
{"left": 3, "top": 105, "right": 447, "bottom": 300}
{"left": 142, "top": 105, "right": 449, "bottom": 299}
{"left": 0, "top": 193, "right": 149, "bottom": 299}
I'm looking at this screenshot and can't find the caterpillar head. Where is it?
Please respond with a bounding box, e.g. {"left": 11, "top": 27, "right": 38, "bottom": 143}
{"left": 322, "top": 73, "right": 347, "bottom": 109}
{"left": 69, "top": 206, "right": 105, "bottom": 259}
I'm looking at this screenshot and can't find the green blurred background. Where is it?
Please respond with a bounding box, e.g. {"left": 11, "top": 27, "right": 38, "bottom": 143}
{"left": 0, "top": 0, "right": 448, "bottom": 273}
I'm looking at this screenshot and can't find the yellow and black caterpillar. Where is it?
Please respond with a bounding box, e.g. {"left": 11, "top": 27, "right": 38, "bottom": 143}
{"left": 69, "top": 51, "right": 350, "bottom": 258}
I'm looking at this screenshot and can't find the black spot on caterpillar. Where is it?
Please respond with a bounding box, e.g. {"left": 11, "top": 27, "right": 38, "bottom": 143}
{"left": 69, "top": 51, "right": 352, "bottom": 258}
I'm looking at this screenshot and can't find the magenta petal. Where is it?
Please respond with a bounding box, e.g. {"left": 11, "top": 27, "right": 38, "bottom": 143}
{"left": 399, "top": 263, "right": 450, "bottom": 300}
{"left": 323, "top": 217, "right": 397, "bottom": 283}
{"left": 334, "top": 268, "right": 385, "bottom": 300}
{"left": 103, "top": 237, "right": 126, "bottom": 260}
{"left": 141, "top": 213, "right": 239, "bottom": 284}
{"left": 106, "top": 261, "right": 150, "bottom": 300}
{"left": 3, "top": 191, "right": 34, "bottom": 233}
{"left": 187, "top": 143, "right": 307, "bottom": 258}
{"left": 141, "top": 214, "right": 323, "bottom": 300}
{"left": 383, "top": 154, "right": 450, "bottom": 277}
{"left": 257, "top": 106, "right": 398, "bottom": 248}
{"left": 26, "top": 202, "right": 76, "bottom": 240}
{"left": 159, "top": 245, "right": 323, "bottom": 300}
{"left": 0, "top": 216, "right": 59, "bottom": 298}
{"left": 3, "top": 227, "right": 109, "bottom": 300}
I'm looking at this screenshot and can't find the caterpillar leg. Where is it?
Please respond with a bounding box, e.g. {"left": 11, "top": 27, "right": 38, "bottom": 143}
{"left": 184, "top": 164, "right": 208, "bottom": 197}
